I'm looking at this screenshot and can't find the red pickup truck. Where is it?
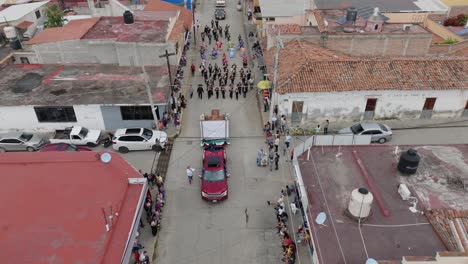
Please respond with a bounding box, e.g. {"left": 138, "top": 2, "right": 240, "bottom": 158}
{"left": 200, "top": 146, "right": 229, "bottom": 202}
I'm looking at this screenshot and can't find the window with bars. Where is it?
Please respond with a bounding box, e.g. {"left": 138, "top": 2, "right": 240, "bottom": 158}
{"left": 34, "top": 106, "right": 77, "bottom": 123}
{"left": 120, "top": 106, "right": 153, "bottom": 120}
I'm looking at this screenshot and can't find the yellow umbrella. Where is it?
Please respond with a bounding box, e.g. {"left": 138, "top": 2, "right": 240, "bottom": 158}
{"left": 257, "top": 80, "right": 271, "bottom": 90}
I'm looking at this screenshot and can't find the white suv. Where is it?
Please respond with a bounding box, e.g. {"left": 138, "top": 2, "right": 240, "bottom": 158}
{"left": 112, "top": 128, "right": 168, "bottom": 153}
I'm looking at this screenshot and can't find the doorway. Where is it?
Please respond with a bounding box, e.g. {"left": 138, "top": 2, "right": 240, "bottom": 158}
{"left": 363, "top": 98, "right": 377, "bottom": 120}
{"left": 421, "top": 98, "right": 436, "bottom": 119}
{"left": 291, "top": 101, "right": 304, "bottom": 124}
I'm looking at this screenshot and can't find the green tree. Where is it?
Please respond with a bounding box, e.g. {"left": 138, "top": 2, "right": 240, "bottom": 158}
{"left": 44, "top": 4, "right": 64, "bottom": 28}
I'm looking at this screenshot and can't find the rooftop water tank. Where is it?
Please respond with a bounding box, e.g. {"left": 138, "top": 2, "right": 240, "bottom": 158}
{"left": 4, "top": 26, "right": 17, "bottom": 39}
{"left": 123, "top": 10, "right": 134, "bottom": 24}
{"left": 348, "top": 188, "right": 373, "bottom": 218}
{"left": 398, "top": 149, "right": 420, "bottom": 175}
{"left": 346, "top": 7, "right": 357, "bottom": 22}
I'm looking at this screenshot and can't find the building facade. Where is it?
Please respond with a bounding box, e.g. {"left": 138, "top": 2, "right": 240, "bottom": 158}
{"left": 277, "top": 89, "right": 468, "bottom": 125}
{"left": 0, "top": 64, "right": 172, "bottom": 132}
{"left": 0, "top": 104, "right": 168, "bottom": 131}
{"left": 263, "top": 39, "right": 468, "bottom": 127}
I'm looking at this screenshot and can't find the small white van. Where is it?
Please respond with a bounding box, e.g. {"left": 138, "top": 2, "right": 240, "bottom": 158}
{"left": 215, "top": 0, "right": 226, "bottom": 7}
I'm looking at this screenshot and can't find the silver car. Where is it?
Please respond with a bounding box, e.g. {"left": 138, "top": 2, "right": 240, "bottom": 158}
{"left": 338, "top": 123, "right": 392, "bottom": 143}
{"left": 0, "top": 132, "right": 48, "bottom": 152}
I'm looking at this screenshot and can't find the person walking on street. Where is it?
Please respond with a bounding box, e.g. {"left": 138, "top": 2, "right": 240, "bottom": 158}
{"left": 229, "top": 85, "right": 234, "bottom": 99}
{"left": 186, "top": 166, "right": 195, "bottom": 184}
{"left": 274, "top": 137, "right": 280, "bottom": 152}
{"left": 215, "top": 19, "right": 219, "bottom": 28}
{"left": 197, "top": 84, "right": 204, "bottom": 99}
{"left": 275, "top": 153, "right": 280, "bottom": 170}
{"left": 324, "top": 120, "right": 329, "bottom": 134}
{"left": 215, "top": 86, "right": 220, "bottom": 99}
{"left": 235, "top": 85, "right": 239, "bottom": 100}
{"left": 211, "top": 19, "right": 215, "bottom": 28}
{"left": 221, "top": 86, "right": 226, "bottom": 99}
{"left": 269, "top": 150, "right": 274, "bottom": 171}
{"left": 285, "top": 132, "right": 291, "bottom": 149}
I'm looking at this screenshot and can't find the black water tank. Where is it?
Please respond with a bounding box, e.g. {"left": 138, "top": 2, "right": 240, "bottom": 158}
{"left": 398, "top": 149, "right": 420, "bottom": 175}
{"left": 346, "top": 7, "right": 358, "bottom": 22}
{"left": 123, "top": 10, "right": 134, "bottom": 24}
{"left": 10, "top": 38, "right": 22, "bottom": 50}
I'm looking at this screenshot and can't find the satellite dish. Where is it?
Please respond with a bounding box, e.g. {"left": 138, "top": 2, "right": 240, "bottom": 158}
{"left": 315, "top": 212, "right": 327, "bottom": 225}
{"left": 366, "top": 258, "right": 378, "bottom": 264}
{"left": 100, "top": 153, "right": 112, "bottom": 164}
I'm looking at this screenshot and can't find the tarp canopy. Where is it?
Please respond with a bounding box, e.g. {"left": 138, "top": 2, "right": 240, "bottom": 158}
{"left": 200, "top": 120, "right": 229, "bottom": 141}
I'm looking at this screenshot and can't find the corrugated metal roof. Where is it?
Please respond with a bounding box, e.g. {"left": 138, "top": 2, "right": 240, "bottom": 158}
{"left": 314, "top": 0, "right": 421, "bottom": 12}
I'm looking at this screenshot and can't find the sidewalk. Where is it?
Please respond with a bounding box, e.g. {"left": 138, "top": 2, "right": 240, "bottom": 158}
{"left": 242, "top": 15, "right": 315, "bottom": 264}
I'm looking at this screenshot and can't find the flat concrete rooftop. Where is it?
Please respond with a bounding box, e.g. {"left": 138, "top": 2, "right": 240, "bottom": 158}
{"left": 82, "top": 16, "right": 170, "bottom": 43}
{"left": 321, "top": 9, "right": 430, "bottom": 34}
{"left": 298, "top": 144, "right": 468, "bottom": 263}
{"left": 0, "top": 64, "right": 173, "bottom": 106}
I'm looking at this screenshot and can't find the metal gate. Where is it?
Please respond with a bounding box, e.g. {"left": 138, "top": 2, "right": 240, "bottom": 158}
{"left": 363, "top": 111, "right": 375, "bottom": 120}
{"left": 420, "top": 98, "right": 436, "bottom": 119}
{"left": 291, "top": 101, "right": 303, "bottom": 124}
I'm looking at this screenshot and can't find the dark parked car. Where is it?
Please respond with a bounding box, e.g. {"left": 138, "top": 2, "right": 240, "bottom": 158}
{"left": 215, "top": 8, "right": 226, "bottom": 20}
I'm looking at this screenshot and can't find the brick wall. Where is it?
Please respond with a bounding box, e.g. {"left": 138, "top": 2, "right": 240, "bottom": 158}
{"left": 428, "top": 40, "right": 468, "bottom": 55}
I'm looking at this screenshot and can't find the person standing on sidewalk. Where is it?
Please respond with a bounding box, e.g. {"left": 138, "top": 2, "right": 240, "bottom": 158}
{"left": 186, "top": 166, "right": 195, "bottom": 184}
{"left": 274, "top": 136, "right": 280, "bottom": 152}
{"left": 284, "top": 132, "right": 291, "bottom": 149}
{"left": 274, "top": 153, "right": 280, "bottom": 170}
{"left": 324, "top": 119, "right": 329, "bottom": 134}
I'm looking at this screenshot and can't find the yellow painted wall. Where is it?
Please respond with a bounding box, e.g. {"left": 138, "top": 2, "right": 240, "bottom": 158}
{"left": 440, "top": 0, "right": 468, "bottom": 7}
{"left": 383, "top": 12, "right": 429, "bottom": 23}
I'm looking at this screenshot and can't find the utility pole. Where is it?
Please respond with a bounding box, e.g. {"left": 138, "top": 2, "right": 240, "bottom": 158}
{"left": 159, "top": 50, "right": 176, "bottom": 91}
{"left": 270, "top": 28, "right": 283, "bottom": 121}
{"left": 192, "top": 0, "right": 197, "bottom": 45}
{"left": 141, "top": 66, "right": 160, "bottom": 129}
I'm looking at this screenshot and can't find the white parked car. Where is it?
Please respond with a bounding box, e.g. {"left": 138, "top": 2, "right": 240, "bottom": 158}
{"left": 338, "top": 122, "right": 392, "bottom": 143}
{"left": 112, "top": 128, "right": 168, "bottom": 153}
{"left": 0, "top": 132, "right": 48, "bottom": 152}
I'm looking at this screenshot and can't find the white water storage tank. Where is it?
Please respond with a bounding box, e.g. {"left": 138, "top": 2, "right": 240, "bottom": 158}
{"left": 4, "top": 26, "right": 17, "bottom": 39}
{"left": 348, "top": 188, "right": 373, "bottom": 218}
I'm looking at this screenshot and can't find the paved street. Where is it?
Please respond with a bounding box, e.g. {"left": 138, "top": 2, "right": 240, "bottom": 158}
{"left": 153, "top": 1, "right": 290, "bottom": 263}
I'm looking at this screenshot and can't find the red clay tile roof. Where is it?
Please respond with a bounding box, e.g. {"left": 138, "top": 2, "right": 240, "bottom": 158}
{"left": 26, "top": 18, "right": 100, "bottom": 45}
{"left": 263, "top": 38, "right": 350, "bottom": 89}
{"left": 276, "top": 58, "right": 468, "bottom": 93}
{"left": 266, "top": 39, "right": 468, "bottom": 94}
{"left": 16, "top": 20, "right": 33, "bottom": 29}
{"left": 144, "top": 0, "right": 192, "bottom": 29}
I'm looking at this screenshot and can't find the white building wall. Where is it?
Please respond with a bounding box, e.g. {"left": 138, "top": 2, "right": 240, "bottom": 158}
{"left": 0, "top": 105, "right": 106, "bottom": 132}
{"left": 277, "top": 89, "right": 468, "bottom": 125}
{"left": 32, "top": 40, "right": 177, "bottom": 66}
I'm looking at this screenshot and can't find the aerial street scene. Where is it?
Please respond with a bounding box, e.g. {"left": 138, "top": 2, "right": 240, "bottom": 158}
{"left": 0, "top": 0, "right": 467, "bottom": 263}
